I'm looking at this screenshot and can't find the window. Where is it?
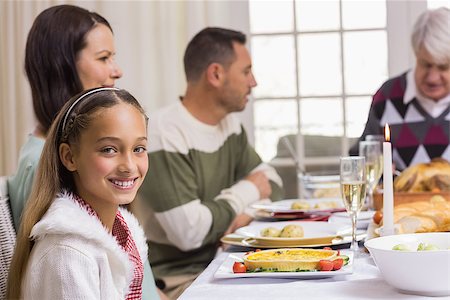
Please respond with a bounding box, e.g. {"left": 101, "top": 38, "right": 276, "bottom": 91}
{"left": 249, "top": 0, "right": 389, "bottom": 172}
{"left": 427, "top": 0, "right": 450, "bottom": 9}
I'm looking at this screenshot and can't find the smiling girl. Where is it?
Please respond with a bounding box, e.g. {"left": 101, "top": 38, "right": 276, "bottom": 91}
{"left": 7, "top": 88, "right": 149, "bottom": 299}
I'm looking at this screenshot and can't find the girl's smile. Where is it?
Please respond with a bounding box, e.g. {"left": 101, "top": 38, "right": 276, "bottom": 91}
{"left": 109, "top": 177, "right": 139, "bottom": 190}
{"left": 62, "top": 102, "right": 148, "bottom": 210}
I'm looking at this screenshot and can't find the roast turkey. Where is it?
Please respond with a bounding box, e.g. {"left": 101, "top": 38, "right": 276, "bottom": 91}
{"left": 393, "top": 158, "right": 450, "bottom": 192}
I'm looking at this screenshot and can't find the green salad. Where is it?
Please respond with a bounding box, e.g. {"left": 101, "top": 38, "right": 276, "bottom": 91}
{"left": 392, "top": 242, "right": 448, "bottom": 251}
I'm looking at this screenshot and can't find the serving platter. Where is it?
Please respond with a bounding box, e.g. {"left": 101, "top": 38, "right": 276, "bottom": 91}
{"left": 254, "top": 210, "right": 332, "bottom": 222}
{"left": 214, "top": 251, "right": 353, "bottom": 279}
{"left": 220, "top": 233, "right": 366, "bottom": 249}
{"left": 222, "top": 221, "right": 366, "bottom": 248}
{"left": 235, "top": 221, "right": 349, "bottom": 243}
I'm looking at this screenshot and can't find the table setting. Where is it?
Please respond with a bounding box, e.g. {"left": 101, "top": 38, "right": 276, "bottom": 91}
{"left": 220, "top": 220, "right": 367, "bottom": 249}
{"left": 179, "top": 126, "right": 450, "bottom": 299}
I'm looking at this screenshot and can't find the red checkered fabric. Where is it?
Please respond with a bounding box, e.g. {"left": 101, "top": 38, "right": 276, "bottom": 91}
{"left": 113, "top": 210, "right": 143, "bottom": 299}
{"left": 73, "top": 194, "right": 143, "bottom": 299}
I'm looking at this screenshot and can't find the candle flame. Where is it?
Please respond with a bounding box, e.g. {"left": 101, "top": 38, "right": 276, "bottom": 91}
{"left": 385, "top": 124, "right": 390, "bottom": 142}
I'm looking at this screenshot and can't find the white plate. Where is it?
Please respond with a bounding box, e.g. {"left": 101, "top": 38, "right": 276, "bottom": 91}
{"left": 214, "top": 252, "right": 353, "bottom": 279}
{"left": 251, "top": 198, "right": 344, "bottom": 214}
{"left": 221, "top": 232, "right": 367, "bottom": 249}
{"left": 235, "top": 221, "right": 353, "bottom": 244}
{"left": 328, "top": 211, "right": 375, "bottom": 230}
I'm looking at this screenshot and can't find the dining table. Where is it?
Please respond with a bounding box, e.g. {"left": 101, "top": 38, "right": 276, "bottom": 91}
{"left": 178, "top": 217, "right": 446, "bottom": 300}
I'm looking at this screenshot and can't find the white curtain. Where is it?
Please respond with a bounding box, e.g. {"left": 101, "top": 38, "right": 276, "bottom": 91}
{"left": 0, "top": 0, "right": 250, "bottom": 176}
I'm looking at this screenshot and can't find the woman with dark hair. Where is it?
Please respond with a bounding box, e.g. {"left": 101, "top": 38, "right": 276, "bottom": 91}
{"left": 8, "top": 4, "right": 122, "bottom": 230}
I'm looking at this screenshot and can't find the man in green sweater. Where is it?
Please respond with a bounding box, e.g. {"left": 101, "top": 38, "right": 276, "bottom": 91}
{"left": 132, "top": 27, "right": 283, "bottom": 299}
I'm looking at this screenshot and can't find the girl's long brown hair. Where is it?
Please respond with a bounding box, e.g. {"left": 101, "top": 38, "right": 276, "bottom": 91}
{"left": 7, "top": 88, "right": 146, "bottom": 299}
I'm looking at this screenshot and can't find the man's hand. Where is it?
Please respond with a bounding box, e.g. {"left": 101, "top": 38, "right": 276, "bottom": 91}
{"left": 224, "top": 213, "right": 253, "bottom": 236}
{"left": 245, "top": 171, "right": 271, "bottom": 199}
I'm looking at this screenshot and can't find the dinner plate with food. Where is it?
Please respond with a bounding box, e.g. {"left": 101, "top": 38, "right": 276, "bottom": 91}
{"left": 231, "top": 221, "right": 365, "bottom": 247}
{"left": 251, "top": 198, "right": 345, "bottom": 214}
{"left": 214, "top": 248, "right": 353, "bottom": 279}
{"left": 253, "top": 209, "right": 332, "bottom": 222}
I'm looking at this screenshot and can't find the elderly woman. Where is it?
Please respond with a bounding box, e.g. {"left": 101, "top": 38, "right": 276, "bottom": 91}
{"left": 350, "top": 7, "right": 450, "bottom": 171}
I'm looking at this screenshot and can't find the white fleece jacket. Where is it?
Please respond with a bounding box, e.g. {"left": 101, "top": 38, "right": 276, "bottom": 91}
{"left": 22, "top": 192, "right": 148, "bottom": 300}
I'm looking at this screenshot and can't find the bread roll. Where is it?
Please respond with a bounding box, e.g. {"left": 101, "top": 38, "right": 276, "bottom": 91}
{"left": 397, "top": 216, "right": 437, "bottom": 233}
{"left": 430, "top": 195, "right": 450, "bottom": 211}
{"left": 381, "top": 195, "right": 450, "bottom": 234}
{"left": 417, "top": 209, "right": 448, "bottom": 228}
{"left": 406, "top": 201, "right": 433, "bottom": 211}
{"left": 393, "top": 209, "right": 417, "bottom": 223}
{"left": 279, "top": 224, "right": 304, "bottom": 238}
{"left": 260, "top": 227, "right": 282, "bottom": 237}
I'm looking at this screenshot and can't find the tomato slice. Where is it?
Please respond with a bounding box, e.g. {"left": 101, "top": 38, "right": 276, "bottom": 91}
{"left": 332, "top": 258, "right": 344, "bottom": 270}
{"left": 318, "top": 260, "right": 334, "bottom": 271}
{"left": 233, "top": 262, "right": 247, "bottom": 273}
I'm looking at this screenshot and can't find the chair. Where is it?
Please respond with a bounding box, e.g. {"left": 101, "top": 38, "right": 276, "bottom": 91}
{"left": 270, "top": 134, "right": 358, "bottom": 198}
{"left": 0, "top": 176, "right": 16, "bottom": 300}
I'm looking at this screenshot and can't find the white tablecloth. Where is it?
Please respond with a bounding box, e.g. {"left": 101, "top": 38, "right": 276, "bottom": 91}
{"left": 178, "top": 251, "right": 447, "bottom": 300}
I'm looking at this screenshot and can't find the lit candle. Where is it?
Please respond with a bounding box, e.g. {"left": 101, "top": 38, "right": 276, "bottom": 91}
{"left": 382, "top": 124, "right": 394, "bottom": 236}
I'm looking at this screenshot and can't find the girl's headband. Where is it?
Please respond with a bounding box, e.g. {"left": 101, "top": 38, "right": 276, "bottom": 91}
{"left": 61, "top": 87, "right": 120, "bottom": 133}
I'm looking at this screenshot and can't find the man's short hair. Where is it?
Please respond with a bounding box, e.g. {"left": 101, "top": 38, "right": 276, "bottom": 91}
{"left": 183, "top": 27, "right": 246, "bottom": 82}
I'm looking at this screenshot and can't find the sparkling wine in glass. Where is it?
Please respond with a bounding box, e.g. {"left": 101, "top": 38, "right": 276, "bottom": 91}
{"left": 365, "top": 134, "right": 384, "bottom": 143}
{"left": 340, "top": 156, "right": 366, "bottom": 254}
{"left": 359, "top": 141, "right": 383, "bottom": 210}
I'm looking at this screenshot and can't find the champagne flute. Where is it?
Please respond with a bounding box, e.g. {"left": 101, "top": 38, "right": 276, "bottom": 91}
{"left": 365, "top": 134, "right": 384, "bottom": 143}
{"left": 340, "top": 156, "right": 366, "bottom": 254}
{"left": 359, "top": 141, "right": 383, "bottom": 210}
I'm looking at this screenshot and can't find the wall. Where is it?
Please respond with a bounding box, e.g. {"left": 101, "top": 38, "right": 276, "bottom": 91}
{"left": 0, "top": 0, "right": 251, "bottom": 175}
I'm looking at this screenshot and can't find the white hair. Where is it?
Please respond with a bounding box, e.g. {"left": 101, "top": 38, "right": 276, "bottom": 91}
{"left": 411, "top": 7, "right": 450, "bottom": 64}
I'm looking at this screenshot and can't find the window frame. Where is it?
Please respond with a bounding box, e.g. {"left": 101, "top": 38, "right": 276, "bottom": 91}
{"left": 247, "top": 0, "right": 429, "bottom": 173}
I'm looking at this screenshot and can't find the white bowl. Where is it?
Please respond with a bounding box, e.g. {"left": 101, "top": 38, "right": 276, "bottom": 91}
{"left": 364, "top": 232, "right": 450, "bottom": 297}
